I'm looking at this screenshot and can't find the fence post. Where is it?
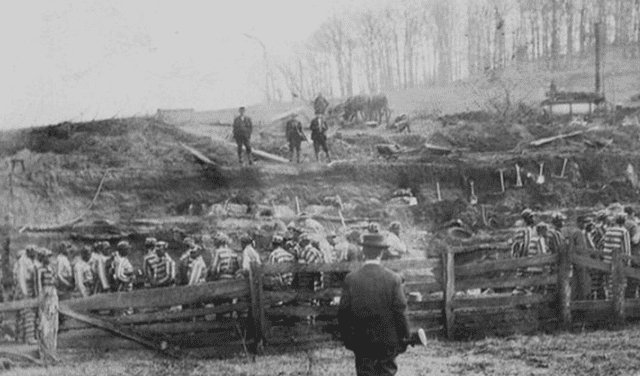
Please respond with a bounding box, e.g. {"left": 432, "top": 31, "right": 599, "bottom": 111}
{"left": 557, "top": 245, "right": 572, "bottom": 330}
{"left": 38, "top": 283, "right": 59, "bottom": 364}
{"left": 442, "top": 247, "right": 455, "bottom": 340}
{"left": 248, "top": 261, "right": 265, "bottom": 354}
{"left": 611, "top": 250, "right": 626, "bottom": 328}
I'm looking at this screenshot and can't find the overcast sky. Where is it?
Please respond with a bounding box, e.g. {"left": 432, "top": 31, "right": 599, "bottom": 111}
{"left": 0, "top": 0, "right": 376, "bottom": 129}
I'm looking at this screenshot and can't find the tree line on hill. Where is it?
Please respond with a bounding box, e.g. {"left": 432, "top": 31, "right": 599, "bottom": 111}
{"left": 269, "top": 0, "right": 640, "bottom": 102}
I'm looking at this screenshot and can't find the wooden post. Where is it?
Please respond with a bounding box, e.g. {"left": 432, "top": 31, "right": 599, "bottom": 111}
{"left": 595, "top": 22, "right": 603, "bottom": 95}
{"left": 611, "top": 249, "right": 626, "bottom": 328}
{"left": 38, "top": 282, "right": 59, "bottom": 365}
{"left": 556, "top": 244, "right": 572, "bottom": 330}
{"left": 248, "top": 261, "right": 265, "bottom": 354}
{"left": 442, "top": 248, "right": 455, "bottom": 340}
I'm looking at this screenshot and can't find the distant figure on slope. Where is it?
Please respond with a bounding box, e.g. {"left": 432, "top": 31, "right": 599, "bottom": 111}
{"left": 310, "top": 114, "right": 331, "bottom": 163}
{"left": 285, "top": 113, "right": 306, "bottom": 163}
{"left": 232, "top": 106, "right": 253, "bottom": 165}
{"left": 314, "top": 93, "right": 329, "bottom": 115}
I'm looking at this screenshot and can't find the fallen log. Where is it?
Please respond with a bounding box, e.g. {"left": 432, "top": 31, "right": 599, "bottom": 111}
{"left": 529, "top": 130, "right": 587, "bottom": 147}
{"left": 209, "top": 136, "right": 290, "bottom": 164}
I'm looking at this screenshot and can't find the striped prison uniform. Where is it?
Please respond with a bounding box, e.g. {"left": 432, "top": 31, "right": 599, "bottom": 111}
{"left": 267, "top": 247, "right": 295, "bottom": 289}
{"left": 511, "top": 227, "right": 546, "bottom": 294}
{"left": 151, "top": 255, "right": 176, "bottom": 287}
{"left": 598, "top": 226, "right": 631, "bottom": 300}
{"left": 296, "top": 244, "right": 324, "bottom": 292}
{"left": 73, "top": 259, "right": 94, "bottom": 298}
{"left": 210, "top": 246, "right": 241, "bottom": 280}
{"left": 113, "top": 255, "right": 134, "bottom": 292}
{"left": 54, "top": 254, "right": 73, "bottom": 299}
{"left": 89, "top": 252, "right": 111, "bottom": 294}
{"left": 186, "top": 256, "right": 207, "bottom": 286}
{"left": 13, "top": 254, "right": 36, "bottom": 344}
{"left": 143, "top": 251, "right": 159, "bottom": 285}
{"left": 241, "top": 245, "right": 262, "bottom": 274}
{"left": 35, "top": 265, "right": 54, "bottom": 297}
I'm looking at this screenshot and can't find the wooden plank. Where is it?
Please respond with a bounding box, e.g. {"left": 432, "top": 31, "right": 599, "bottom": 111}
{"left": 451, "top": 242, "right": 511, "bottom": 254}
{"left": 264, "top": 288, "right": 342, "bottom": 305}
{"left": 570, "top": 254, "right": 611, "bottom": 272}
{"left": 405, "top": 281, "right": 442, "bottom": 295}
{"left": 624, "top": 266, "right": 640, "bottom": 281}
{"left": 58, "top": 329, "right": 146, "bottom": 350}
{"left": 408, "top": 299, "right": 443, "bottom": 311}
{"left": 455, "top": 255, "right": 557, "bottom": 277}
{"left": 261, "top": 258, "right": 438, "bottom": 274}
{"left": 443, "top": 249, "right": 455, "bottom": 340}
{"left": 58, "top": 306, "right": 181, "bottom": 358}
{"left": 456, "top": 274, "right": 556, "bottom": 292}
{"left": 454, "top": 293, "right": 554, "bottom": 310}
{"left": 571, "top": 299, "right": 610, "bottom": 311}
{"left": 130, "top": 320, "right": 238, "bottom": 334}
{"left": 0, "top": 298, "right": 39, "bottom": 312}
{"left": 64, "top": 279, "right": 249, "bottom": 311}
{"left": 529, "top": 130, "right": 586, "bottom": 147}
{"left": 110, "top": 303, "right": 250, "bottom": 325}
{"left": 248, "top": 262, "right": 265, "bottom": 354}
{"left": 267, "top": 305, "right": 339, "bottom": 318}
{"left": 557, "top": 245, "right": 572, "bottom": 330}
{"left": 180, "top": 142, "right": 217, "bottom": 165}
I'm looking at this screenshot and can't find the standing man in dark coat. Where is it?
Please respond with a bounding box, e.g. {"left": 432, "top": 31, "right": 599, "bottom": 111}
{"left": 285, "top": 114, "right": 306, "bottom": 163}
{"left": 310, "top": 114, "right": 331, "bottom": 163}
{"left": 338, "top": 233, "right": 411, "bottom": 376}
{"left": 232, "top": 106, "right": 253, "bottom": 165}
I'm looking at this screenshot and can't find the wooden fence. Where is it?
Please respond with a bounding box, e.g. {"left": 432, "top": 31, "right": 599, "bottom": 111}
{"left": 1, "top": 241, "right": 639, "bottom": 358}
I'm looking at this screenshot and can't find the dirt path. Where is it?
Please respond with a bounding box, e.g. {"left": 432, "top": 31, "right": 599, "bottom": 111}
{"left": 5, "top": 326, "right": 640, "bottom": 375}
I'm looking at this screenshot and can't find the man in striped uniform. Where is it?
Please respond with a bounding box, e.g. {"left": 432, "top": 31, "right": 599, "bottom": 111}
{"left": 73, "top": 246, "right": 94, "bottom": 298}
{"left": 266, "top": 234, "right": 295, "bottom": 290}
{"left": 151, "top": 241, "right": 176, "bottom": 288}
{"left": 89, "top": 241, "right": 112, "bottom": 294}
{"left": 13, "top": 245, "right": 38, "bottom": 344}
{"left": 624, "top": 207, "right": 640, "bottom": 298}
{"left": 34, "top": 247, "right": 58, "bottom": 364}
{"left": 210, "top": 233, "right": 241, "bottom": 281}
{"left": 240, "top": 235, "right": 261, "bottom": 276}
{"left": 510, "top": 209, "right": 538, "bottom": 259}
{"left": 602, "top": 214, "right": 631, "bottom": 300}
{"left": 53, "top": 242, "right": 74, "bottom": 300}
{"left": 113, "top": 241, "right": 135, "bottom": 292}
{"left": 186, "top": 247, "right": 207, "bottom": 286}
{"left": 296, "top": 233, "right": 324, "bottom": 292}
{"left": 142, "top": 237, "right": 159, "bottom": 287}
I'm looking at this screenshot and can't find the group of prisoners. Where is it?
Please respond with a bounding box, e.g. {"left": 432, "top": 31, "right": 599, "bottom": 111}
{"left": 510, "top": 203, "right": 640, "bottom": 299}
{"left": 11, "top": 218, "right": 409, "bottom": 344}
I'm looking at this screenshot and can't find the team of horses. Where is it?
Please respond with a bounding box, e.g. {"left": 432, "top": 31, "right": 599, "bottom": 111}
{"left": 328, "top": 94, "right": 391, "bottom": 127}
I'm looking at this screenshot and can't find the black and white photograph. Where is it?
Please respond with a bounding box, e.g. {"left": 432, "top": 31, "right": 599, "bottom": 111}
{"left": 1, "top": 0, "right": 640, "bottom": 374}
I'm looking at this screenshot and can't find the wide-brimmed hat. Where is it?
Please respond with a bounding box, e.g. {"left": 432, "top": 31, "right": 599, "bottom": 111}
{"left": 521, "top": 208, "right": 534, "bottom": 219}
{"left": 360, "top": 234, "right": 388, "bottom": 249}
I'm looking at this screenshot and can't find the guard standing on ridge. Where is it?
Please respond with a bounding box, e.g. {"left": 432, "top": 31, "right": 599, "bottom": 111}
{"left": 285, "top": 114, "right": 306, "bottom": 163}
{"left": 232, "top": 106, "right": 253, "bottom": 165}
{"left": 310, "top": 113, "right": 331, "bottom": 163}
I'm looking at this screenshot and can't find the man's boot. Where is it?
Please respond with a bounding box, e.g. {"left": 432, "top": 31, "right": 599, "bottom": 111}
{"left": 248, "top": 152, "right": 253, "bottom": 165}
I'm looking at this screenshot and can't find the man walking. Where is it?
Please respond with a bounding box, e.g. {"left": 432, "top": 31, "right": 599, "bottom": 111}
{"left": 338, "top": 233, "right": 411, "bottom": 376}
{"left": 285, "top": 114, "right": 306, "bottom": 163}
{"left": 232, "top": 106, "right": 253, "bottom": 165}
{"left": 310, "top": 114, "right": 331, "bottom": 163}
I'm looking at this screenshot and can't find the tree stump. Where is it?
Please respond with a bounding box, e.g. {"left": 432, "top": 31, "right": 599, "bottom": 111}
{"left": 37, "top": 284, "right": 59, "bottom": 365}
